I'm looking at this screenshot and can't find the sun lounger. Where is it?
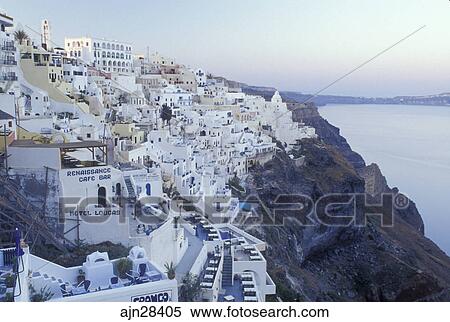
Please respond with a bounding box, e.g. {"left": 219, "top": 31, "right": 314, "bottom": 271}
{"left": 244, "top": 296, "right": 258, "bottom": 302}
{"left": 200, "top": 282, "right": 213, "bottom": 288}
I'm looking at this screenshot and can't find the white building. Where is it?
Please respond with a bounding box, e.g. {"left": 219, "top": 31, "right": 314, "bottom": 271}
{"left": 153, "top": 85, "right": 192, "bottom": 118}
{"left": 62, "top": 57, "right": 88, "bottom": 93}
{"left": 244, "top": 91, "right": 317, "bottom": 149}
{"left": 195, "top": 68, "right": 207, "bottom": 87}
{"left": 1, "top": 245, "right": 178, "bottom": 302}
{"left": 0, "top": 11, "right": 18, "bottom": 93}
{"left": 65, "top": 37, "right": 133, "bottom": 74}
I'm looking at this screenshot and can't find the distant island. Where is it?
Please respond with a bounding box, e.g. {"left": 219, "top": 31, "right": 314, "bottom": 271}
{"left": 238, "top": 83, "right": 450, "bottom": 107}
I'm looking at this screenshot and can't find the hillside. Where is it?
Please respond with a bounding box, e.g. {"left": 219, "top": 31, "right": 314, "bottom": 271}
{"left": 233, "top": 86, "right": 450, "bottom": 301}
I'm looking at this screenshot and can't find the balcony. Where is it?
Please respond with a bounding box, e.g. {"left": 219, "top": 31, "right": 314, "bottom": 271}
{"left": 1, "top": 45, "right": 16, "bottom": 52}
{"left": 0, "top": 74, "right": 17, "bottom": 81}
{"left": 0, "top": 59, "right": 16, "bottom": 66}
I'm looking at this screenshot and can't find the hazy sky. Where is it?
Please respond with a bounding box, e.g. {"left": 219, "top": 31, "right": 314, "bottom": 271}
{"left": 3, "top": 0, "right": 449, "bottom": 97}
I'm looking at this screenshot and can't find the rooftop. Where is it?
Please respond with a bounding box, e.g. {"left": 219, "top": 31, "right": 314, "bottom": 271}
{"left": 0, "top": 110, "right": 14, "bottom": 120}
{"left": 0, "top": 12, "right": 13, "bottom": 26}
{"left": 10, "top": 140, "right": 107, "bottom": 149}
{"left": 26, "top": 247, "right": 165, "bottom": 301}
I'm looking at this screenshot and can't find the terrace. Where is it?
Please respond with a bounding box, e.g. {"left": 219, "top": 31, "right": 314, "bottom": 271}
{"left": 129, "top": 209, "right": 168, "bottom": 239}
{"left": 0, "top": 248, "right": 15, "bottom": 302}
{"left": 9, "top": 140, "right": 108, "bottom": 169}
{"left": 183, "top": 213, "right": 221, "bottom": 242}
{"left": 28, "top": 246, "right": 165, "bottom": 301}
{"left": 218, "top": 272, "right": 258, "bottom": 302}
{"left": 199, "top": 252, "right": 222, "bottom": 290}
{"left": 219, "top": 280, "right": 244, "bottom": 302}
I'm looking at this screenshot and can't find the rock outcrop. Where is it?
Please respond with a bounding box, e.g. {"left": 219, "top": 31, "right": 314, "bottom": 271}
{"left": 241, "top": 139, "right": 450, "bottom": 301}
{"left": 288, "top": 102, "right": 366, "bottom": 169}
{"left": 237, "top": 87, "right": 450, "bottom": 301}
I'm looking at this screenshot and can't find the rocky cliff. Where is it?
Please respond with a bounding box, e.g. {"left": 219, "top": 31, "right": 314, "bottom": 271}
{"left": 288, "top": 102, "right": 366, "bottom": 169}
{"left": 237, "top": 89, "right": 450, "bottom": 301}
{"left": 242, "top": 139, "right": 450, "bottom": 301}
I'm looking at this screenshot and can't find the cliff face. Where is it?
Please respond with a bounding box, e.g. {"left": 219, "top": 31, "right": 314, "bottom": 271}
{"left": 243, "top": 140, "right": 450, "bottom": 301}
{"left": 288, "top": 102, "right": 366, "bottom": 169}
{"left": 359, "top": 164, "right": 424, "bottom": 235}
{"left": 233, "top": 88, "right": 450, "bottom": 301}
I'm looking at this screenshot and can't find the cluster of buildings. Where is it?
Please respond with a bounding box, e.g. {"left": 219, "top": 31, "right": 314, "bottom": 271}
{"left": 0, "top": 12, "right": 316, "bottom": 302}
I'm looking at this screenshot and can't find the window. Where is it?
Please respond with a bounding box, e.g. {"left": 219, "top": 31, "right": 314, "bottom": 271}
{"left": 8, "top": 121, "right": 12, "bottom": 127}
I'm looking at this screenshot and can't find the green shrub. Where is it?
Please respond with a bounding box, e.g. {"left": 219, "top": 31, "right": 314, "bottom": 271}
{"left": 116, "top": 258, "right": 132, "bottom": 279}
{"left": 4, "top": 274, "right": 16, "bottom": 288}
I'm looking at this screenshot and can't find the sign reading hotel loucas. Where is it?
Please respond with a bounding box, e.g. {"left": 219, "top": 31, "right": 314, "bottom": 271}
{"left": 61, "top": 166, "right": 122, "bottom": 217}
{"left": 68, "top": 209, "right": 121, "bottom": 217}
{"left": 64, "top": 167, "right": 112, "bottom": 182}
{"left": 131, "top": 290, "right": 172, "bottom": 302}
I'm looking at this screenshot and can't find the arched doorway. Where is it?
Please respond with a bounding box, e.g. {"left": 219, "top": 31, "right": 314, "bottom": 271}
{"left": 98, "top": 186, "right": 107, "bottom": 207}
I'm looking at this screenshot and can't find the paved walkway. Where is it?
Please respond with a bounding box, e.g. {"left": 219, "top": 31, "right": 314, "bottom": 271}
{"left": 175, "top": 229, "right": 203, "bottom": 282}
{"left": 219, "top": 280, "right": 244, "bottom": 302}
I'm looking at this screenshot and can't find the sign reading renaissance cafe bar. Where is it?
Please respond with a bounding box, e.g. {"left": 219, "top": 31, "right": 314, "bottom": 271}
{"left": 64, "top": 166, "right": 112, "bottom": 182}
{"left": 131, "top": 290, "right": 172, "bottom": 302}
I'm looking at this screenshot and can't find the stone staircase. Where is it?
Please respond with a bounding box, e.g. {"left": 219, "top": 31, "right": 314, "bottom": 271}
{"left": 222, "top": 254, "right": 233, "bottom": 287}
{"left": 124, "top": 177, "right": 136, "bottom": 199}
